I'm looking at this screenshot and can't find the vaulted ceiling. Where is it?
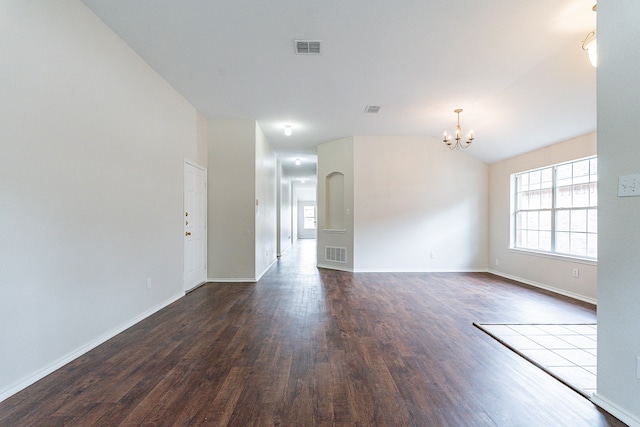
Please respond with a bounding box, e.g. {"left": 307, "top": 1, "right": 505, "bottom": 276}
{"left": 81, "top": 0, "right": 597, "bottom": 179}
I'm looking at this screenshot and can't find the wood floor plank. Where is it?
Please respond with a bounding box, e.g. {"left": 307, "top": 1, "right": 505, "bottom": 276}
{"left": 0, "top": 240, "right": 625, "bottom": 426}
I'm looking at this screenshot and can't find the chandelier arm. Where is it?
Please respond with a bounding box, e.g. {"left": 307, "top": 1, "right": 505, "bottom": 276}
{"left": 582, "top": 30, "right": 596, "bottom": 51}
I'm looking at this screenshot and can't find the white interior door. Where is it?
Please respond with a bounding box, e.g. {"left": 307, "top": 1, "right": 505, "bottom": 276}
{"left": 184, "top": 162, "right": 207, "bottom": 291}
{"left": 297, "top": 201, "right": 317, "bottom": 239}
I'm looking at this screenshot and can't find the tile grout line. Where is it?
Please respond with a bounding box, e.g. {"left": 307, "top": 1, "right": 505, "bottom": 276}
{"left": 474, "top": 323, "right": 597, "bottom": 399}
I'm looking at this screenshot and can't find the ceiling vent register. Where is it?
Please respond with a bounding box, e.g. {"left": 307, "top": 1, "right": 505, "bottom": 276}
{"left": 295, "top": 40, "right": 322, "bottom": 55}
{"left": 364, "top": 105, "right": 381, "bottom": 114}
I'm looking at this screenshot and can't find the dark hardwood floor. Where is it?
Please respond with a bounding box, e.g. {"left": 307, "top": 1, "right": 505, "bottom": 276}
{"left": 0, "top": 240, "right": 624, "bottom": 426}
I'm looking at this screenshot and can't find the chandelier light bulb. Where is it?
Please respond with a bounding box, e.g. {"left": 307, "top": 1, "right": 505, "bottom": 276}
{"left": 582, "top": 31, "right": 597, "bottom": 68}
{"left": 587, "top": 40, "right": 597, "bottom": 67}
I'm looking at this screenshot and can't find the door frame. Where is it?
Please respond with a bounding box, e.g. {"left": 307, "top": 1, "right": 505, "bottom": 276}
{"left": 184, "top": 160, "right": 207, "bottom": 292}
{"left": 297, "top": 201, "right": 317, "bottom": 239}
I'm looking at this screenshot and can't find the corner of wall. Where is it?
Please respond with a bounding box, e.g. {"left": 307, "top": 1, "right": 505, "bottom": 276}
{"left": 317, "top": 137, "right": 355, "bottom": 271}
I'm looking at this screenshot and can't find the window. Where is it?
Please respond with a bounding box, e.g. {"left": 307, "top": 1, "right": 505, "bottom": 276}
{"left": 512, "top": 156, "right": 597, "bottom": 259}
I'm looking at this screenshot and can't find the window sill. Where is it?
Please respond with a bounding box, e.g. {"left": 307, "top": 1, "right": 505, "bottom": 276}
{"left": 509, "top": 248, "right": 597, "bottom": 266}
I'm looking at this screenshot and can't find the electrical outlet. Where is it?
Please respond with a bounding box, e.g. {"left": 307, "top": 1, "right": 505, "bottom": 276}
{"left": 146, "top": 278, "right": 152, "bottom": 290}
{"left": 495, "top": 258, "right": 499, "bottom": 266}
{"left": 572, "top": 268, "right": 579, "bottom": 278}
{"left": 430, "top": 252, "right": 435, "bottom": 259}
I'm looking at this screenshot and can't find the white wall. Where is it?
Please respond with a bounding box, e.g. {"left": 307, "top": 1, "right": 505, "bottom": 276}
{"left": 488, "top": 133, "right": 598, "bottom": 303}
{"left": 277, "top": 164, "right": 292, "bottom": 256}
{"left": 207, "top": 119, "right": 256, "bottom": 281}
{"left": 0, "top": 1, "right": 203, "bottom": 401}
{"left": 317, "top": 138, "right": 355, "bottom": 271}
{"left": 194, "top": 112, "right": 209, "bottom": 167}
{"left": 592, "top": 2, "right": 640, "bottom": 425}
{"left": 353, "top": 136, "right": 488, "bottom": 272}
{"left": 255, "top": 124, "right": 278, "bottom": 278}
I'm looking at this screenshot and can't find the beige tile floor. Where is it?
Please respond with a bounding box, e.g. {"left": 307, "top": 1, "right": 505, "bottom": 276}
{"left": 477, "top": 323, "right": 597, "bottom": 397}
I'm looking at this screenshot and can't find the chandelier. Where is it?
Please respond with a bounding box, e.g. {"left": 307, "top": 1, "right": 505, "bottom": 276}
{"left": 443, "top": 109, "right": 474, "bottom": 150}
{"left": 581, "top": 5, "right": 597, "bottom": 67}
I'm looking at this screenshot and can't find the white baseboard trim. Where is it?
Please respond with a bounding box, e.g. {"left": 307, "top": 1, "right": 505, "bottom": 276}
{"left": 0, "top": 292, "right": 184, "bottom": 404}
{"left": 487, "top": 270, "right": 597, "bottom": 305}
{"left": 316, "top": 263, "right": 353, "bottom": 272}
{"left": 591, "top": 393, "right": 640, "bottom": 427}
{"left": 315, "top": 265, "right": 490, "bottom": 274}
{"left": 256, "top": 258, "right": 278, "bottom": 281}
{"left": 185, "top": 281, "right": 208, "bottom": 294}
{"left": 352, "top": 268, "right": 489, "bottom": 273}
{"left": 206, "top": 258, "right": 278, "bottom": 284}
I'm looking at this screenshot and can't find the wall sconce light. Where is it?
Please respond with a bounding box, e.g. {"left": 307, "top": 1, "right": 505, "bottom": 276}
{"left": 284, "top": 125, "right": 293, "bottom": 136}
{"left": 295, "top": 158, "right": 301, "bottom": 166}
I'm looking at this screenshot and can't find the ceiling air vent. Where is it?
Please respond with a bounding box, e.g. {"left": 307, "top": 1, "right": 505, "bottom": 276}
{"left": 295, "top": 40, "right": 322, "bottom": 55}
{"left": 364, "top": 105, "right": 381, "bottom": 114}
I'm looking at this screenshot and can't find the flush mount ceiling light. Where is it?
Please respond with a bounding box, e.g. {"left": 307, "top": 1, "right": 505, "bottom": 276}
{"left": 295, "top": 158, "right": 301, "bottom": 166}
{"left": 581, "top": 4, "right": 597, "bottom": 67}
{"left": 443, "top": 109, "right": 474, "bottom": 150}
{"left": 284, "top": 125, "right": 293, "bottom": 136}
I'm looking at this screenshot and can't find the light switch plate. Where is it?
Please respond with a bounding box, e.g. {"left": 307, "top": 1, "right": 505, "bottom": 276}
{"left": 618, "top": 174, "right": 640, "bottom": 197}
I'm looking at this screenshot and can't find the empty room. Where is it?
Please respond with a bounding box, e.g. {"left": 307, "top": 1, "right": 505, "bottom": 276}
{"left": 1, "top": 1, "right": 639, "bottom": 426}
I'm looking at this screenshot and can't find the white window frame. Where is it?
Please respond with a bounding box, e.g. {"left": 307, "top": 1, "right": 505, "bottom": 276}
{"left": 511, "top": 156, "right": 597, "bottom": 261}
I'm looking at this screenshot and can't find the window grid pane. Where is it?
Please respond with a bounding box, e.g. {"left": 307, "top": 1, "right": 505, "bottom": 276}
{"left": 303, "top": 206, "right": 316, "bottom": 230}
{"left": 513, "top": 157, "right": 597, "bottom": 259}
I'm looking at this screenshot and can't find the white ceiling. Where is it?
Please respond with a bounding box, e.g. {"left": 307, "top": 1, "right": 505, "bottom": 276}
{"left": 81, "top": 0, "right": 597, "bottom": 175}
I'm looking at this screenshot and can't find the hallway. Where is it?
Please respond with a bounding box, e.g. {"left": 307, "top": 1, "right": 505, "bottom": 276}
{"left": 0, "top": 240, "right": 623, "bottom": 426}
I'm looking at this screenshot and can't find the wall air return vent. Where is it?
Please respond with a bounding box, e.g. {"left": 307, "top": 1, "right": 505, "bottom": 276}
{"left": 364, "top": 105, "right": 381, "bottom": 114}
{"left": 294, "top": 40, "right": 322, "bottom": 55}
{"left": 325, "top": 246, "right": 347, "bottom": 263}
